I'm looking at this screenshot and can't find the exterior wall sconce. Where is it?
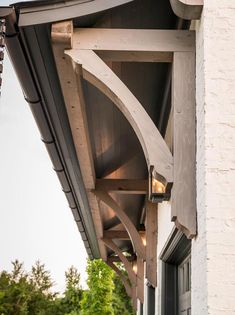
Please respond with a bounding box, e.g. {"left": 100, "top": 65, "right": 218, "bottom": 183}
{"left": 132, "top": 261, "right": 138, "bottom": 274}
{"left": 149, "top": 166, "right": 171, "bottom": 203}
{"left": 139, "top": 231, "right": 146, "bottom": 246}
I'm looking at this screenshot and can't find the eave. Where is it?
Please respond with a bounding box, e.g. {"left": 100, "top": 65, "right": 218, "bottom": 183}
{"left": 2, "top": 0, "right": 197, "bottom": 264}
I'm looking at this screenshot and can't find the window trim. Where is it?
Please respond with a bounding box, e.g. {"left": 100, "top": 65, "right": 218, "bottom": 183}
{"left": 160, "top": 228, "right": 191, "bottom": 315}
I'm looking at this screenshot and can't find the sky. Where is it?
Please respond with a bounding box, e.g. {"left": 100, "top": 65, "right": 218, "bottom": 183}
{"left": 0, "top": 53, "right": 88, "bottom": 292}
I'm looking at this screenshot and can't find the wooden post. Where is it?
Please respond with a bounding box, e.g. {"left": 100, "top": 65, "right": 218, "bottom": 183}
{"left": 145, "top": 201, "right": 158, "bottom": 287}
{"left": 172, "top": 51, "right": 196, "bottom": 238}
{"left": 137, "top": 257, "right": 144, "bottom": 303}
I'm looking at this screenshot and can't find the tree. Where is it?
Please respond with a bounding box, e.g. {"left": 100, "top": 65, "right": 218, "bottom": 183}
{"left": 59, "top": 266, "right": 83, "bottom": 315}
{"left": 112, "top": 272, "right": 135, "bottom": 315}
{"left": 0, "top": 260, "right": 33, "bottom": 315}
{"left": 0, "top": 260, "right": 58, "bottom": 315}
{"left": 80, "top": 259, "right": 114, "bottom": 315}
{"left": 27, "top": 260, "right": 58, "bottom": 315}
{"left": 30, "top": 260, "right": 54, "bottom": 295}
{"left": 0, "top": 259, "right": 134, "bottom": 315}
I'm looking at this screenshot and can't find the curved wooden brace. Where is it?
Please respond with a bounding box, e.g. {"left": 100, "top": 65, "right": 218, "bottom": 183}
{"left": 65, "top": 49, "right": 173, "bottom": 183}
{"left": 106, "top": 259, "right": 132, "bottom": 297}
{"left": 95, "top": 190, "right": 146, "bottom": 259}
{"left": 170, "top": 0, "right": 203, "bottom": 20}
{"left": 102, "top": 238, "right": 137, "bottom": 286}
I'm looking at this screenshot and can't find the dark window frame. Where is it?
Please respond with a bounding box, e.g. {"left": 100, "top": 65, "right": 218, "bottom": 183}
{"left": 160, "top": 228, "right": 191, "bottom": 315}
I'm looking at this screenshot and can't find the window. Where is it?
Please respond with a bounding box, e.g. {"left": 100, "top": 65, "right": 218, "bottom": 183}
{"left": 160, "top": 229, "right": 191, "bottom": 315}
{"left": 178, "top": 255, "right": 191, "bottom": 315}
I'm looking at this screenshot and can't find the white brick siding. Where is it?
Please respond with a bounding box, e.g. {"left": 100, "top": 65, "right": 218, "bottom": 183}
{"left": 192, "top": 1, "right": 235, "bottom": 314}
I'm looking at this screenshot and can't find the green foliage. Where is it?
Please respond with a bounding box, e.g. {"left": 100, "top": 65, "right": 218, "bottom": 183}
{"left": 59, "top": 266, "right": 82, "bottom": 314}
{"left": 80, "top": 259, "right": 114, "bottom": 315}
{"left": 0, "top": 259, "right": 134, "bottom": 315}
{"left": 112, "top": 273, "right": 135, "bottom": 315}
{"left": 30, "top": 260, "right": 54, "bottom": 295}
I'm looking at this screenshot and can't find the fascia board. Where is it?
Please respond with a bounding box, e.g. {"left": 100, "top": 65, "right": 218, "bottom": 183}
{"left": 14, "top": 0, "right": 134, "bottom": 26}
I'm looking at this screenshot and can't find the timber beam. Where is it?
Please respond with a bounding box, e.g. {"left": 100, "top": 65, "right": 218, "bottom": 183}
{"left": 71, "top": 28, "right": 195, "bottom": 61}
{"left": 96, "top": 179, "right": 148, "bottom": 194}
{"left": 108, "top": 255, "right": 136, "bottom": 263}
{"left": 51, "top": 21, "right": 107, "bottom": 260}
{"left": 104, "top": 230, "right": 130, "bottom": 240}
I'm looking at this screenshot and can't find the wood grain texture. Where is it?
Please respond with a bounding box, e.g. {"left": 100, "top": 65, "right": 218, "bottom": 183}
{"left": 145, "top": 201, "right": 158, "bottom": 287}
{"left": 96, "top": 179, "right": 148, "bottom": 194}
{"left": 72, "top": 28, "right": 195, "bottom": 53}
{"left": 95, "top": 190, "right": 146, "bottom": 259}
{"left": 172, "top": 52, "right": 196, "bottom": 238}
{"left": 97, "top": 51, "right": 172, "bottom": 63}
{"left": 102, "top": 238, "right": 137, "bottom": 285}
{"left": 66, "top": 49, "right": 173, "bottom": 183}
{"left": 103, "top": 230, "right": 130, "bottom": 240}
{"left": 108, "top": 255, "right": 136, "bottom": 262}
{"left": 170, "top": 0, "right": 203, "bottom": 20}
{"left": 137, "top": 257, "right": 144, "bottom": 303}
{"left": 52, "top": 21, "right": 107, "bottom": 260}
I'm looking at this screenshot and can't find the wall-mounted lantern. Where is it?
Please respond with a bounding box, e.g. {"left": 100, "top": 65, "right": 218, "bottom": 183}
{"left": 132, "top": 261, "right": 138, "bottom": 274}
{"left": 140, "top": 231, "right": 146, "bottom": 246}
{"left": 148, "top": 166, "right": 171, "bottom": 203}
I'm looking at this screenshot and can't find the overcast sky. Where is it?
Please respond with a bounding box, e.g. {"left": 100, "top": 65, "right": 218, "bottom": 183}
{"left": 0, "top": 53, "right": 88, "bottom": 292}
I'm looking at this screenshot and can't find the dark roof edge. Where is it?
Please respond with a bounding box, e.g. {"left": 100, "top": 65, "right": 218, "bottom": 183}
{"left": 13, "top": 0, "right": 134, "bottom": 27}
{"left": 4, "top": 11, "right": 100, "bottom": 259}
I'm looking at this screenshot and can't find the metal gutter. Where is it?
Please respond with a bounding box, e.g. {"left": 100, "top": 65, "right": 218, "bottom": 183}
{"left": 3, "top": 7, "right": 100, "bottom": 258}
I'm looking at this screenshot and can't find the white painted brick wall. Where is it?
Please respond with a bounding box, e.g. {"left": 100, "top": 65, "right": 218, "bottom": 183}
{"left": 192, "top": 1, "right": 235, "bottom": 314}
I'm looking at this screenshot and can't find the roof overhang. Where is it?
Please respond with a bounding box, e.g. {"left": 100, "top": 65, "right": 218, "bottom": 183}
{"left": 1, "top": 0, "right": 198, "bottom": 264}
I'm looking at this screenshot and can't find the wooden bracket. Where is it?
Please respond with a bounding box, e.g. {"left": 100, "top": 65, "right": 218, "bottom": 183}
{"left": 65, "top": 48, "right": 173, "bottom": 184}
{"left": 95, "top": 190, "right": 146, "bottom": 259}
{"left": 102, "top": 238, "right": 137, "bottom": 286}
{"left": 52, "top": 25, "right": 197, "bottom": 245}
